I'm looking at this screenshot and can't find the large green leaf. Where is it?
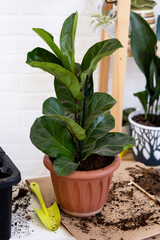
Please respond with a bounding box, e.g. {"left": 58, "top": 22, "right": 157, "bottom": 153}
{"left": 90, "top": 132, "right": 135, "bottom": 157}
{"left": 54, "top": 78, "right": 77, "bottom": 114}
{"left": 26, "top": 47, "right": 62, "bottom": 65}
{"left": 42, "top": 97, "right": 64, "bottom": 116}
{"left": 47, "top": 115, "right": 86, "bottom": 140}
{"left": 84, "top": 92, "right": 116, "bottom": 128}
{"left": 43, "top": 97, "right": 86, "bottom": 140}
{"left": 80, "top": 38, "right": 122, "bottom": 86}
{"left": 82, "top": 112, "right": 115, "bottom": 159}
{"left": 27, "top": 61, "right": 84, "bottom": 101}
{"left": 33, "top": 28, "right": 70, "bottom": 70}
{"left": 60, "top": 12, "right": 78, "bottom": 73}
{"left": 30, "top": 116, "right": 76, "bottom": 158}
{"left": 134, "top": 90, "right": 148, "bottom": 118}
{"left": 53, "top": 157, "right": 79, "bottom": 176}
{"left": 130, "top": 12, "right": 157, "bottom": 91}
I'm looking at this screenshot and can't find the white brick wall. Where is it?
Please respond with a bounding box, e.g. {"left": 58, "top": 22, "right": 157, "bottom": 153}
{"left": 0, "top": 0, "right": 159, "bottom": 180}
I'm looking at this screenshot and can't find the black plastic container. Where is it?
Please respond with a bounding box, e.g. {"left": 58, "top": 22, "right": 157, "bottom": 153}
{"left": 0, "top": 147, "right": 21, "bottom": 240}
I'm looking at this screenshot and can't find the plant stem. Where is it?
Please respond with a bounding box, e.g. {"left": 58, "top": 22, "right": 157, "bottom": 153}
{"left": 81, "top": 74, "right": 89, "bottom": 128}
{"left": 78, "top": 74, "right": 89, "bottom": 161}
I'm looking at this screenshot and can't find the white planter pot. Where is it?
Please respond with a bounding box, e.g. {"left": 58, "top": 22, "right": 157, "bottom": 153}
{"left": 128, "top": 110, "right": 160, "bottom": 166}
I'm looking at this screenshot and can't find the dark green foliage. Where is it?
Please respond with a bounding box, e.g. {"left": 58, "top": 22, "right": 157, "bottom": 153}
{"left": 27, "top": 12, "right": 135, "bottom": 176}
{"left": 130, "top": 12, "right": 160, "bottom": 123}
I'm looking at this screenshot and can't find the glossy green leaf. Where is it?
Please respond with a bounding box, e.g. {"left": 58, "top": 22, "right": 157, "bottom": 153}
{"left": 30, "top": 116, "right": 75, "bottom": 158}
{"left": 130, "top": 12, "right": 157, "bottom": 88}
{"left": 54, "top": 78, "right": 77, "bottom": 114}
{"left": 26, "top": 47, "right": 62, "bottom": 65}
{"left": 33, "top": 28, "right": 66, "bottom": 64}
{"left": 49, "top": 115, "right": 86, "bottom": 140}
{"left": 80, "top": 38, "right": 122, "bottom": 86}
{"left": 152, "top": 57, "right": 160, "bottom": 102}
{"left": 122, "top": 108, "right": 136, "bottom": 126}
{"left": 82, "top": 112, "right": 115, "bottom": 158}
{"left": 60, "top": 12, "right": 78, "bottom": 73}
{"left": 134, "top": 90, "right": 148, "bottom": 118}
{"left": 27, "top": 61, "right": 84, "bottom": 101}
{"left": 90, "top": 132, "right": 135, "bottom": 157}
{"left": 42, "top": 97, "right": 64, "bottom": 116}
{"left": 84, "top": 92, "right": 116, "bottom": 128}
{"left": 53, "top": 157, "right": 79, "bottom": 176}
{"left": 43, "top": 97, "right": 86, "bottom": 140}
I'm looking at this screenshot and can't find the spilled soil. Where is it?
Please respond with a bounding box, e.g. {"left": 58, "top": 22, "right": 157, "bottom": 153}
{"left": 12, "top": 182, "right": 33, "bottom": 237}
{"left": 61, "top": 164, "right": 160, "bottom": 240}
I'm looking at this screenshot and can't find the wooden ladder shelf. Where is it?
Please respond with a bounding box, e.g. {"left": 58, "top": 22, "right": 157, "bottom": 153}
{"left": 98, "top": 0, "right": 131, "bottom": 132}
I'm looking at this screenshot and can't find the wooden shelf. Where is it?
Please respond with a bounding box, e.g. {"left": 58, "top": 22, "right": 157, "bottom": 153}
{"left": 98, "top": 0, "right": 131, "bottom": 132}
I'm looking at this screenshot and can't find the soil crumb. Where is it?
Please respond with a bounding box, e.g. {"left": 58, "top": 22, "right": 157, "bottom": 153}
{"left": 12, "top": 182, "right": 33, "bottom": 237}
{"left": 61, "top": 164, "right": 160, "bottom": 240}
{"left": 126, "top": 165, "right": 160, "bottom": 196}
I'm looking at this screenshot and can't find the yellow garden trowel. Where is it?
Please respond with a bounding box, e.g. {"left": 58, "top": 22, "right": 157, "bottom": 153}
{"left": 30, "top": 182, "right": 60, "bottom": 231}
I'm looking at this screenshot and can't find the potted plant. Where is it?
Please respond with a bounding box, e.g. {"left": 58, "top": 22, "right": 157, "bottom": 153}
{"left": 129, "top": 11, "right": 160, "bottom": 166}
{"left": 131, "top": 0, "right": 156, "bottom": 31}
{"left": 26, "top": 12, "right": 135, "bottom": 217}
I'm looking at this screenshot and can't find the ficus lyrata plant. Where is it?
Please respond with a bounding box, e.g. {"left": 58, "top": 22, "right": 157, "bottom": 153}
{"left": 26, "top": 12, "right": 135, "bottom": 176}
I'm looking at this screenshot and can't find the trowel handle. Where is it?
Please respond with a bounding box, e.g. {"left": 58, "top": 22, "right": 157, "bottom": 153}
{"left": 30, "top": 182, "right": 49, "bottom": 217}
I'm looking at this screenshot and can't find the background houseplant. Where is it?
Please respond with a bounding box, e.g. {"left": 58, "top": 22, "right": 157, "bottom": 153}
{"left": 129, "top": 11, "right": 160, "bottom": 166}
{"left": 91, "top": 0, "right": 156, "bottom": 37}
{"left": 26, "top": 12, "right": 135, "bottom": 216}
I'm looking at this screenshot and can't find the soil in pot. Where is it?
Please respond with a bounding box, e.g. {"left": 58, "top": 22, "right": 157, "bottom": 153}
{"left": 132, "top": 114, "right": 160, "bottom": 127}
{"left": 50, "top": 154, "right": 114, "bottom": 171}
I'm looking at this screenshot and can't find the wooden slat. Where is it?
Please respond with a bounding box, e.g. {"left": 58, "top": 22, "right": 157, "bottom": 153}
{"left": 98, "top": 30, "right": 110, "bottom": 92}
{"left": 98, "top": 1, "right": 113, "bottom": 92}
{"left": 111, "top": 0, "right": 131, "bottom": 132}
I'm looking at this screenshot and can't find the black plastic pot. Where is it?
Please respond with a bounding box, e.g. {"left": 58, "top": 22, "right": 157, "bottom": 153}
{"left": 0, "top": 147, "right": 21, "bottom": 240}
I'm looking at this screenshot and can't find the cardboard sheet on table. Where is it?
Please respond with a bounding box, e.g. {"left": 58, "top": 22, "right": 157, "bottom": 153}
{"left": 26, "top": 161, "right": 160, "bottom": 240}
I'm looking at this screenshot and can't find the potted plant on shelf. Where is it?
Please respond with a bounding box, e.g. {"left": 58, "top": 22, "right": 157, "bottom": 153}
{"left": 131, "top": 0, "right": 156, "bottom": 30}
{"left": 26, "top": 12, "right": 135, "bottom": 217}
{"left": 129, "top": 11, "right": 160, "bottom": 166}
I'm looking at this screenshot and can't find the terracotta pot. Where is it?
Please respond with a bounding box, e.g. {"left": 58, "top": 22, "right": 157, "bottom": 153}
{"left": 43, "top": 155, "right": 120, "bottom": 217}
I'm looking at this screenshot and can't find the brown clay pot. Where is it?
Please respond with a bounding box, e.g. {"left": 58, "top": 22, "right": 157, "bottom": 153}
{"left": 43, "top": 155, "right": 120, "bottom": 217}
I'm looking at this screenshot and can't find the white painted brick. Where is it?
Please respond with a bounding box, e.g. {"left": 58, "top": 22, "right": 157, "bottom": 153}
{"left": 0, "top": 74, "right": 20, "bottom": 91}
{"left": 1, "top": 144, "right": 43, "bottom": 162}
{"left": 16, "top": 160, "right": 49, "bottom": 181}
{"left": 0, "top": 55, "right": 49, "bottom": 74}
{"left": 0, "top": 36, "right": 18, "bottom": 55}
{"left": 0, "top": 15, "right": 67, "bottom": 36}
{"left": 0, "top": 128, "right": 30, "bottom": 144}
{"left": 0, "top": 111, "right": 21, "bottom": 127}
{"left": 19, "top": 74, "right": 54, "bottom": 92}
{"left": 0, "top": 0, "right": 19, "bottom": 14}
{"left": 0, "top": 92, "right": 53, "bottom": 111}
{"left": 18, "top": 0, "right": 101, "bottom": 16}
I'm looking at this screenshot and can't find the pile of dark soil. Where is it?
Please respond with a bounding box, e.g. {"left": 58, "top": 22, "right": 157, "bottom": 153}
{"left": 12, "top": 182, "right": 33, "bottom": 237}
{"left": 126, "top": 165, "right": 160, "bottom": 196}
{"left": 132, "top": 114, "right": 160, "bottom": 127}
